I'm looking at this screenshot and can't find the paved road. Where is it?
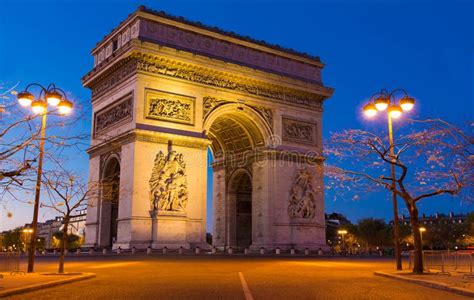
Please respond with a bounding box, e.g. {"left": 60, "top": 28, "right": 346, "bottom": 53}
{"left": 7, "top": 255, "right": 468, "bottom": 299}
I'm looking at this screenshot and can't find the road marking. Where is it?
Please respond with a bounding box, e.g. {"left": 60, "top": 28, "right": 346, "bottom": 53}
{"left": 238, "top": 272, "right": 254, "bottom": 300}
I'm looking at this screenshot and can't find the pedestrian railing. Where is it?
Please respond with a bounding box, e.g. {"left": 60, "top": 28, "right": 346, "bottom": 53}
{"left": 409, "top": 250, "right": 474, "bottom": 276}
{"left": 0, "top": 252, "right": 23, "bottom": 275}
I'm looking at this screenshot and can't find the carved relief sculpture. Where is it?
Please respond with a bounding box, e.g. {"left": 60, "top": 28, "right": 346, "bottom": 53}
{"left": 135, "top": 56, "right": 324, "bottom": 109}
{"left": 94, "top": 96, "right": 132, "bottom": 134}
{"left": 145, "top": 89, "right": 195, "bottom": 125}
{"left": 203, "top": 96, "right": 273, "bottom": 127}
{"left": 88, "top": 55, "right": 327, "bottom": 110}
{"left": 252, "top": 105, "right": 273, "bottom": 126}
{"left": 149, "top": 150, "right": 189, "bottom": 213}
{"left": 288, "top": 169, "right": 316, "bottom": 219}
{"left": 139, "top": 18, "right": 322, "bottom": 84}
{"left": 202, "top": 96, "right": 228, "bottom": 118}
{"left": 282, "top": 117, "right": 316, "bottom": 145}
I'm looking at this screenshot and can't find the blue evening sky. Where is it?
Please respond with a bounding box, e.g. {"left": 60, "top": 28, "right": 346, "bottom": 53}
{"left": 1, "top": 0, "right": 472, "bottom": 231}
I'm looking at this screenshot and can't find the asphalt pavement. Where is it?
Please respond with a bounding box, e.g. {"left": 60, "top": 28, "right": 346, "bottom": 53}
{"left": 6, "top": 255, "right": 469, "bottom": 299}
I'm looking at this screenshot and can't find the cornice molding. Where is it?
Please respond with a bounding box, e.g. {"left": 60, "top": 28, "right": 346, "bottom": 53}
{"left": 211, "top": 148, "right": 324, "bottom": 168}
{"left": 134, "top": 129, "right": 211, "bottom": 149}
{"left": 88, "top": 128, "right": 211, "bottom": 157}
{"left": 86, "top": 52, "right": 331, "bottom": 109}
{"left": 90, "top": 6, "right": 324, "bottom": 70}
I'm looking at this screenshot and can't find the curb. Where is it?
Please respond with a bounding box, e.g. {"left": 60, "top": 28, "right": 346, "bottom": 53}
{"left": 0, "top": 273, "right": 96, "bottom": 298}
{"left": 374, "top": 271, "right": 474, "bottom": 298}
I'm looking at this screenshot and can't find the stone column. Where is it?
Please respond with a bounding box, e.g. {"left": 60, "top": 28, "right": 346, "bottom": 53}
{"left": 149, "top": 210, "right": 158, "bottom": 247}
{"left": 271, "top": 157, "right": 326, "bottom": 250}
{"left": 111, "top": 136, "right": 208, "bottom": 250}
{"left": 98, "top": 201, "right": 112, "bottom": 247}
{"left": 113, "top": 142, "right": 141, "bottom": 249}
{"left": 212, "top": 166, "right": 226, "bottom": 249}
{"left": 250, "top": 158, "right": 274, "bottom": 249}
{"left": 84, "top": 155, "right": 101, "bottom": 248}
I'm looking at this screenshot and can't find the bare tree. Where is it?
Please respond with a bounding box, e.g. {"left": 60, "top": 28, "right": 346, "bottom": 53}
{"left": 0, "top": 82, "right": 89, "bottom": 212}
{"left": 0, "top": 83, "right": 40, "bottom": 187}
{"left": 325, "top": 119, "right": 473, "bottom": 273}
{"left": 41, "top": 170, "right": 99, "bottom": 274}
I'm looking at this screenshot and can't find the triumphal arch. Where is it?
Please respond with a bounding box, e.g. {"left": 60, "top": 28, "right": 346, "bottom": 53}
{"left": 82, "top": 6, "right": 333, "bottom": 250}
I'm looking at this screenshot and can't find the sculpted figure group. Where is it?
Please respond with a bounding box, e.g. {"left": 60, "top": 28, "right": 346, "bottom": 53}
{"left": 148, "top": 98, "right": 192, "bottom": 122}
{"left": 288, "top": 169, "right": 316, "bottom": 219}
{"left": 149, "top": 150, "right": 188, "bottom": 213}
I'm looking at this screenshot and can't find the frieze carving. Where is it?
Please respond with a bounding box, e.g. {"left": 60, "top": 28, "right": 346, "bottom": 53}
{"left": 139, "top": 19, "right": 322, "bottom": 83}
{"left": 203, "top": 96, "right": 229, "bottom": 118}
{"left": 149, "top": 150, "right": 188, "bottom": 213}
{"left": 145, "top": 89, "right": 195, "bottom": 125}
{"left": 91, "top": 58, "right": 137, "bottom": 98}
{"left": 134, "top": 55, "right": 324, "bottom": 110}
{"left": 94, "top": 96, "right": 133, "bottom": 134}
{"left": 282, "top": 117, "right": 316, "bottom": 145}
{"left": 252, "top": 105, "right": 273, "bottom": 126}
{"left": 89, "top": 55, "right": 325, "bottom": 111}
{"left": 288, "top": 169, "right": 316, "bottom": 219}
{"left": 94, "top": 20, "right": 140, "bottom": 67}
{"left": 203, "top": 96, "right": 273, "bottom": 127}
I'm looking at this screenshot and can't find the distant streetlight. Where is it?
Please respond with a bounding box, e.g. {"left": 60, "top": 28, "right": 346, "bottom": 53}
{"left": 338, "top": 229, "right": 348, "bottom": 250}
{"left": 362, "top": 88, "right": 416, "bottom": 271}
{"left": 419, "top": 227, "right": 426, "bottom": 249}
{"left": 22, "top": 228, "right": 33, "bottom": 252}
{"left": 17, "top": 83, "right": 73, "bottom": 273}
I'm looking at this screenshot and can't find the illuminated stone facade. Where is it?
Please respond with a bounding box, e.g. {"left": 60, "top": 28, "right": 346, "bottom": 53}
{"left": 82, "top": 6, "right": 333, "bottom": 250}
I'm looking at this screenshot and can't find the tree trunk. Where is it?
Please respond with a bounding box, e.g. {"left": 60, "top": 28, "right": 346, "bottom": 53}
{"left": 408, "top": 203, "right": 424, "bottom": 274}
{"left": 58, "top": 216, "right": 69, "bottom": 274}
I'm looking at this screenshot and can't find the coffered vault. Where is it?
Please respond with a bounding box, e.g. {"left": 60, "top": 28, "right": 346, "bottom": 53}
{"left": 82, "top": 6, "right": 333, "bottom": 250}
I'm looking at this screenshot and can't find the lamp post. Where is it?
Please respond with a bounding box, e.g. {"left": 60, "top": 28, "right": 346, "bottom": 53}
{"left": 17, "top": 83, "right": 73, "bottom": 273}
{"left": 338, "top": 229, "right": 347, "bottom": 251}
{"left": 363, "top": 89, "right": 415, "bottom": 270}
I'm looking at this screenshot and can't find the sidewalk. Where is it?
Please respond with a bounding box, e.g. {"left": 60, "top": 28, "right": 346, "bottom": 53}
{"left": 375, "top": 270, "right": 474, "bottom": 298}
{"left": 0, "top": 272, "right": 95, "bottom": 298}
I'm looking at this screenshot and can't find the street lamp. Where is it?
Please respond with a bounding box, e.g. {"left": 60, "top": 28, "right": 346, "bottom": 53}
{"left": 338, "top": 229, "right": 347, "bottom": 251}
{"left": 17, "top": 83, "right": 73, "bottom": 273}
{"left": 419, "top": 227, "right": 426, "bottom": 249}
{"left": 22, "top": 228, "right": 33, "bottom": 252}
{"left": 362, "top": 88, "right": 416, "bottom": 271}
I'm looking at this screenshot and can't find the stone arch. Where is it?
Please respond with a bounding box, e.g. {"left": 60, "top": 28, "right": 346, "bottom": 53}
{"left": 84, "top": 8, "right": 332, "bottom": 251}
{"left": 206, "top": 103, "right": 269, "bottom": 250}
{"left": 203, "top": 102, "right": 272, "bottom": 158}
{"left": 100, "top": 155, "right": 121, "bottom": 247}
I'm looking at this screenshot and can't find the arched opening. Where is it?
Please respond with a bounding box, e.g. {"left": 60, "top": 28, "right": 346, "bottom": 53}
{"left": 101, "top": 157, "right": 120, "bottom": 247}
{"left": 203, "top": 103, "right": 271, "bottom": 249}
{"left": 228, "top": 170, "right": 252, "bottom": 248}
